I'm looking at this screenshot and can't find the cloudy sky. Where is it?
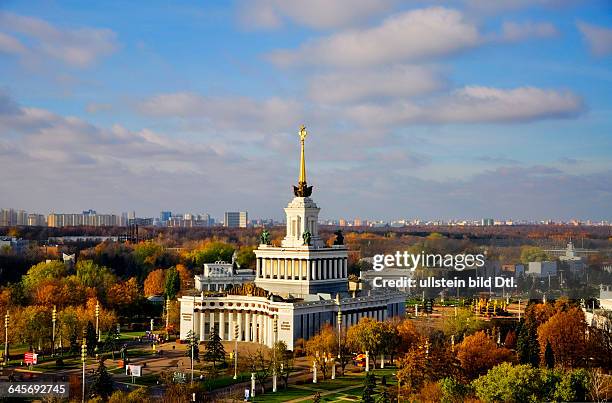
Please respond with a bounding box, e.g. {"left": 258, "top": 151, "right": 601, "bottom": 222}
{"left": 0, "top": 0, "right": 611, "bottom": 221}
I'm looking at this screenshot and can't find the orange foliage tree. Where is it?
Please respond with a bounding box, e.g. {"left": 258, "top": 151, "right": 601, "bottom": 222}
{"left": 456, "top": 331, "right": 513, "bottom": 379}
{"left": 537, "top": 307, "right": 587, "bottom": 369}
{"left": 144, "top": 269, "right": 166, "bottom": 297}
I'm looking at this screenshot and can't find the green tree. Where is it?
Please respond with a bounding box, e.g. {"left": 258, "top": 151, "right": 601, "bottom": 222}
{"left": 104, "top": 327, "right": 120, "bottom": 360}
{"left": 164, "top": 267, "right": 180, "bottom": 300}
{"left": 75, "top": 260, "right": 115, "bottom": 290}
{"left": 516, "top": 321, "right": 539, "bottom": 367}
{"left": 86, "top": 321, "right": 97, "bottom": 356}
{"left": 22, "top": 261, "right": 68, "bottom": 291}
{"left": 439, "top": 377, "right": 469, "bottom": 403}
{"left": 520, "top": 246, "right": 550, "bottom": 264}
{"left": 553, "top": 368, "right": 588, "bottom": 402}
{"left": 188, "top": 242, "right": 234, "bottom": 266}
{"left": 361, "top": 373, "right": 376, "bottom": 403}
{"left": 236, "top": 246, "right": 256, "bottom": 269}
{"left": 544, "top": 341, "right": 555, "bottom": 369}
{"left": 472, "top": 362, "right": 543, "bottom": 402}
{"left": 90, "top": 358, "right": 114, "bottom": 399}
{"left": 184, "top": 330, "right": 199, "bottom": 362}
{"left": 203, "top": 328, "right": 225, "bottom": 369}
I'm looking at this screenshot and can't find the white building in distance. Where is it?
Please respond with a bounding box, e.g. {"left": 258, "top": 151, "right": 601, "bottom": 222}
{"left": 179, "top": 126, "right": 406, "bottom": 349}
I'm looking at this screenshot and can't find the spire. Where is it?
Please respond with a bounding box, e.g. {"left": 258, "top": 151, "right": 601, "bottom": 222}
{"left": 293, "top": 125, "right": 313, "bottom": 197}
{"left": 299, "top": 125, "right": 307, "bottom": 184}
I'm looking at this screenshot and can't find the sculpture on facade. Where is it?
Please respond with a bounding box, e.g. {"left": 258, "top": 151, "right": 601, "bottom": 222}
{"left": 333, "top": 230, "right": 344, "bottom": 245}
{"left": 260, "top": 228, "right": 271, "bottom": 245}
{"left": 302, "top": 230, "right": 312, "bottom": 246}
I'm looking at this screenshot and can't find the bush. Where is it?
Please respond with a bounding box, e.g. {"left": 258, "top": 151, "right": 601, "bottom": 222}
{"left": 55, "top": 358, "right": 64, "bottom": 367}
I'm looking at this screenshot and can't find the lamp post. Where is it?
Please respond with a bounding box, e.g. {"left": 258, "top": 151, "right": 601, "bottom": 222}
{"left": 233, "top": 324, "right": 239, "bottom": 380}
{"left": 273, "top": 315, "right": 278, "bottom": 392}
{"left": 191, "top": 295, "right": 195, "bottom": 385}
{"left": 3, "top": 311, "right": 8, "bottom": 367}
{"left": 52, "top": 305, "right": 57, "bottom": 356}
{"left": 95, "top": 301, "right": 100, "bottom": 342}
{"left": 81, "top": 338, "right": 87, "bottom": 403}
{"left": 165, "top": 297, "right": 170, "bottom": 330}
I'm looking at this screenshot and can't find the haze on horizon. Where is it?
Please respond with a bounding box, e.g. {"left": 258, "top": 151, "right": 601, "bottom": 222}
{"left": 0, "top": 1, "right": 611, "bottom": 221}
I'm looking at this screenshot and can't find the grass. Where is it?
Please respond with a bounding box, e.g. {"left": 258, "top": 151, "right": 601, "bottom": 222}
{"left": 251, "top": 386, "right": 314, "bottom": 402}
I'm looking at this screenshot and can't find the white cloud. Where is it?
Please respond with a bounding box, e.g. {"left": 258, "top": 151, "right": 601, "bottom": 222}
{"left": 577, "top": 21, "right": 612, "bottom": 57}
{"left": 138, "top": 92, "right": 304, "bottom": 132}
{"left": 500, "top": 21, "right": 559, "bottom": 42}
{"left": 237, "top": 0, "right": 396, "bottom": 30}
{"left": 308, "top": 65, "right": 446, "bottom": 104}
{"left": 0, "top": 11, "right": 118, "bottom": 67}
{"left": 0, "top": 32, "right": 27, "bottom": 55}
{"left": 268, "top": 7, "right": 480, "bottom": 67}
{"left": 345, "top": 86, "right": 583, "bottom": 126}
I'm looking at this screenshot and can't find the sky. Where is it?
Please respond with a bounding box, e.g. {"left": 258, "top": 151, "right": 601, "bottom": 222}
{"left": 0, "top": 0, "right": 611, "bottom": 222}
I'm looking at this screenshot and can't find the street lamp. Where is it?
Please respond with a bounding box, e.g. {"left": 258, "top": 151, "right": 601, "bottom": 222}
{"left": 95, "top": 301, "right": 100, "bottom": 342}
{"left": 81, "top": 338, "right": 87, "bottom": 403}
{"left": 273, "top": 315, "right": 278, "bottom": 392}
{"left": 3, "top": 311, "right": 8, "bottom": 367}
{"left": 191, "top": 295, "right": 195, "bottom": 385}
{"left": 337, "top": 309, "right": 342, "bottom": 359}
{"left": 52, "top": 305, "right": 57, "bottom": 356}
{"left": 233, "top": 324, "right": 239, "bottom": 380}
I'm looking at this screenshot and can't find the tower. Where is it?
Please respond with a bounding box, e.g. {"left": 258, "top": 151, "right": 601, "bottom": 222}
{"left": 254, "top": 126, "right": 348, "bottom": 297}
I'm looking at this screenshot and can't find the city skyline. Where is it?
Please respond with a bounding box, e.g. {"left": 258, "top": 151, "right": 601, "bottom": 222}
{"left": 1, "top": 1, "right": 611, "bottom": 220}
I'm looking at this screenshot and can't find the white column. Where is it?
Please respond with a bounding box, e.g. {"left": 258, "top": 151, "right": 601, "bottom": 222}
{"left": 219, "top": 311, "right": 225, "bottom": 340}
{"left": 284, "top": 259, "right": 288, "bottom": 280}
{"left": 209, "top": 311, "right": 215, "bottom": 336}
{"left": 305, "top": 260, "right": 310, "bottom": 281}
{"left": 199, "top": 311, "right": 206, "bottom": 341}
{"left": 316, "top": 260, "right": 321, "bottom": 280}
{"left": 237, "top": 311, "right": 243, "bottom": 341}
{"left": 343, "top": 258, "right": 347, "bottom": 278}
{"left": 258, "top": 314, "right": 263, "bottom": 343}
{"left": 333, "top": 259, "right": 337, "bottom": 278}
{"left": 256, "top": 258, "right": 261, "bottom": 278}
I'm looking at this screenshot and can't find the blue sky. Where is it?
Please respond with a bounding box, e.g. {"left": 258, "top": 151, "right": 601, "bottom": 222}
{"left": 0, "top": 0, "right": 611, "bottom": 221}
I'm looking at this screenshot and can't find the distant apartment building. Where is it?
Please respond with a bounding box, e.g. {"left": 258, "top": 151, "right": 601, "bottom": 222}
{"left": 167, "top": 213, "right": 212, "bottom": 227}
{"left": 160, "top": 211, "right": 172, "bottom": 223}
{"left": 47, "top": 212, "right": 123, "bottom": 227}
{"left": 224, "top": 211, "right": 248, "bottom": 228}
{"left": 0, "top": 208, "right": 28, "bottom": 226}
{"left": 481, "top": 218, "right": 494, "bottom": 226}
{"left": 27, "top": 214, "right": 46, "bottom": 226}
{"left": 527, "top": 261, "right": 557, "bottom": 277}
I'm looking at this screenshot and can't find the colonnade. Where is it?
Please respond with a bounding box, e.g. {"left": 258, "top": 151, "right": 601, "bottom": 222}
{"left": 192, "top": 308, "right": 276, "bottom": 345}
{"left": 256, "top": 257, "right": 348, "bottom": 281}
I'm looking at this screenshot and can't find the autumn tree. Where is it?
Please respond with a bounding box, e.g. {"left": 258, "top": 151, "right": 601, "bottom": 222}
{"left": 175, "top": 264, "right": 192, "bottom": 290}
{"left": 537, "top": 307, "right": 587, "bottom": 369}
{"left": 456, "top": 331, "right": 513, "bottom": 379}
{"left": 347, "top": 317, "right": 385, "bottom": 367}
{"left": 143, "top": 269, "right": 165, "bottom": 297}
{"left": 305, "top": 324, "right": 336, "bottom": 380}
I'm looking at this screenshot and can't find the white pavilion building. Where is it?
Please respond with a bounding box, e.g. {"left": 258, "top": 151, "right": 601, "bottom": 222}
{"left": 178, "top": 126, "right": 405, "bottom": 350}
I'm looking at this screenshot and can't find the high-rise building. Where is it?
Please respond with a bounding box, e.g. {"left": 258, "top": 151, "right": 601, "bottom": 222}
{"left": 160, "top": 211, "right": 172, "bottom": 222}
{"left": 47, "top": 212, "right": 122, "bottom": 227}
{"left": 224, "top": 211, "right": 248, "bottom": 228}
